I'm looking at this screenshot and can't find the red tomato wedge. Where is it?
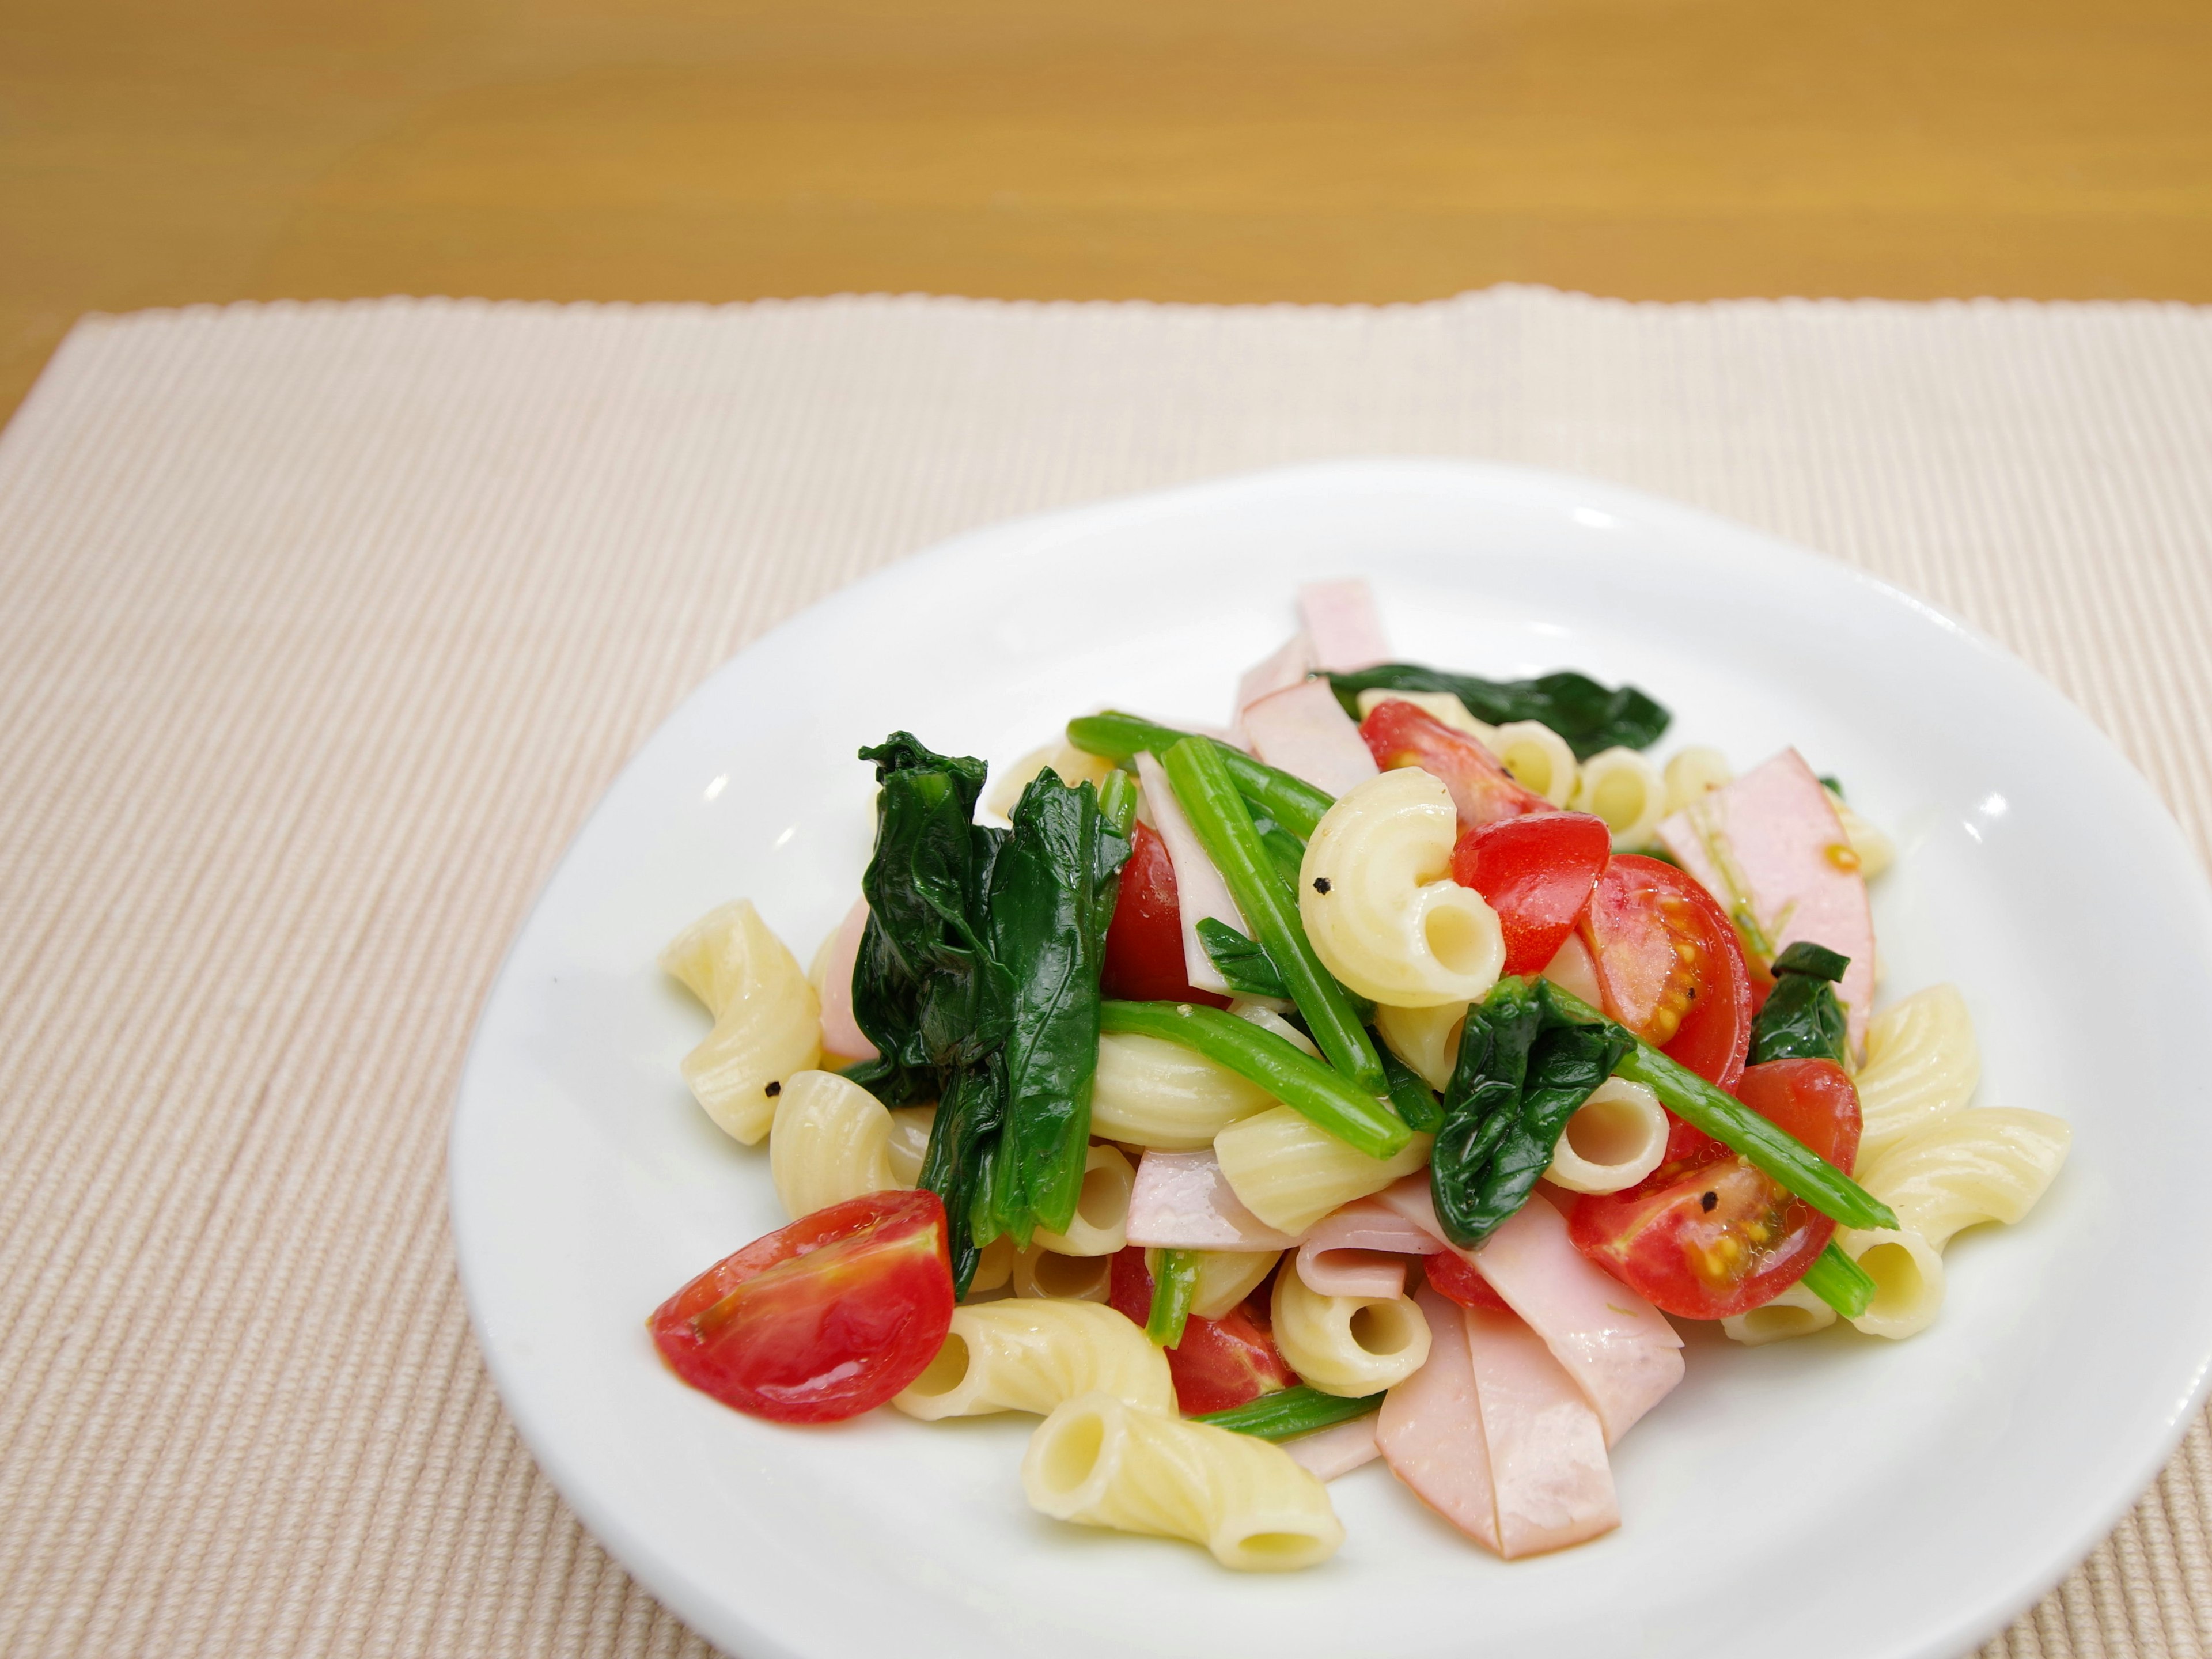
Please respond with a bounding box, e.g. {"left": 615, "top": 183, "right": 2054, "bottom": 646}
{"left": 1451, "top": 812, "right": 1613, "bottom": 977}
{"left": 1569, "top": 1058, "right": 1861, "bottom": 1320}
{"left": 1421, "top": 1250, "right": 1513, "bottom": 1313}
{"left": 649, "top": 1189, "right": 955, "bottom": 1423}
{"left": 1101, "top": 819, "right": 1232, "bottom": 1009}
{"left": 1358, "top": 699, "right": 1550, "bottom": 830}
{"left": 1579, "top": 854, "right": 1753, "bottom": 1092}
{"left": 1107, "top": 1247, "right": 1296, "bottom": 1414}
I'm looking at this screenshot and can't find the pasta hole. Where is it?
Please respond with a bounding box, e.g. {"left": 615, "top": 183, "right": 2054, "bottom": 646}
{"left": 907, "top": 1332, "right": 971, "bottom": 1399}
{"left": 1350, "top": 1302, "right": 1416, "bottom": 1358}
{"left": 1033, "top": 1251, "right": 1108, "bottom": 1300}
{"left": 1075, "top": 1161, "right": 1127, "bottom": 1230}
{"left": 1565, "top": 1097, "right": 1646, "bottom": 1166}
{"left": 1423, "top": 903, "right": 1493, "bottom": 978}
{"left": 1501, "top": 742, "right": 1554, "bottom": 797}
{"left": 1233, "top": 1530, "right": 1325, "bottom": 1566}
{"left": 1858, "top": 1243, "right": 1927, "bottom": 1320}
{"left": 1589, "top": 771, "right": 1650, "bottom": 834}
{"left": 1036, "top": 1410, "right": 1107, "bottom": 1495}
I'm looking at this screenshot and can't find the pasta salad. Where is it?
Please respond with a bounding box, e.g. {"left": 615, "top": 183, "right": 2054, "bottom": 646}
{"left": 645, "top": 578, "right": 2070, "bottom": 1570}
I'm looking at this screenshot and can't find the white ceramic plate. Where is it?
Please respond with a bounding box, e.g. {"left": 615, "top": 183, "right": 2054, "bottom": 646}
{"left": 451, "top": 459, "right": 2212, "bottom": 1659}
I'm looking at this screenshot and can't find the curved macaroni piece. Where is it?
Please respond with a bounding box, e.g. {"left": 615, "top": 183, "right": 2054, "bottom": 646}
{"left": 1835, "top": 1226, "right": 1947, "bottom": 1340}
{"left": 769, "top": 1071, "right": 900, "bottom": 1219}
{"left": 1181, "top": 1249, "right": 1282, "bottom": 1321}
{"left": 1215, "top": 1106, "right": 1433, "bottom": 1234}
{"left": 1373, "top": 1001, "right": 1469, "bottom": 1093}
{"left": 983, "top": 739, "right": 1119, "bottom": 823}
{"left": 1544, "top": 1078, "right": 1668, "bottom": 1195}
{"left": 967, "top": 1236, "right": 1015, "bottom": 1298}
{"left": 1661, "top": 746, "right": 1732, "bottom": 818}
{"left": 1490, "top": 721, "right": 1578, "bottom": 808}
{"left": 1092, "top": 1031, "right": 1278, "bottom": 1150}
{"left": 1857, "top": 1108, "right": 2071, "bottom": 1251}
{"left": 660, "top": 899, "right": 821, "bottom": 1145}
{"left": 1023, "top": 1393, "right": 1344, "bottom": 1571}
{"left": 894, "top": 1300, "right": 1175, "bottom": 1420}
{"left": 1828, "top": 794, "right": 1896, "bottom": 880}
{"left": 1720, "top": 1281, "right": 1838, "bottom": 1347}
{"left": 1301, "top": 770, "right": 1504, "bottom": 1008}
{"left": 1032, "top": 1144, "right": 1137, "bottom": 1257}
{"left": 1855, "top": 985, "right": 1980, "bottom": 1161}
{"left": 885, "top": 1105, "right": 936, "bottom": 1187}
{"left": 1355, "top": 687, "right": 1497, "bottom": 745}
{"left": 1572, "top": 747, "right": 1668, "bottom": 850}
{"left": 1270, "top": 1264, "right": 1431, "bottom": 1396}
{"left": 1013, "top": 1243, "right": 1113, "bottom": 1303}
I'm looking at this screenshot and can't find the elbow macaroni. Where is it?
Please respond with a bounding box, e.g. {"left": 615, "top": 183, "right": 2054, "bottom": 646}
{"left": 895, "top": 1301, "right": 1174, "bottom": 1419}
{"left": 1215, "top": 1106, "right": 1433, "bottom": 1234}
{"left": 1181, "top": 1249, "right": 1282, "bottom": 1321}
{"left": 1013, "top": 1243, "right": 1114, "bottom": 1303}
{"left": 1270, "top": 1264, "right": 1431, "bottom": 1395}
{"left": 1355, "top": 688, "right": 1496, "bottom": 745}
{"left": 1572, "top": 747, "right": 1668, "bottom": 849}
{"left": 769, "top": 1070, "right": 900, "bottom": 1218}
{"left": 1544, "top": 1078, "right": 1668, "bottom": 1195}
{"left": 1857, "top": 1108, "right": 2071, "bottom": 1252}
{"left": 1855, "top": 984, "right": 1980, "bottom": 1161}
{"left": 1091, "top": 1032, "right": 1278, "bottom": 1149}
{"left": 1031, "top": 1144, "right": 1136, "bottom": 1257}
{"left": 1022, "top": 1392, "right": 1344, "bottom": 1571}
{"left": 660, "top": 899, "right": 821, "bottom": 1144}
{"left": 1661, "top": 747, "right": 1732, "bottom": 818}
{"left": 1373, "top": 1001, "right": 1468, "bottom": 1093}
{"left": 1300, "top": 770, "right": 1505, "bottom": 1008}
{"left": 885, "top": 1105, "right": 936, "bottom": 1187}
{"left": 1490, "top": 720, "right": 1578, "bottom": 807}
{"left": 982, "top": 739, "right": 1119, "bottom": 822}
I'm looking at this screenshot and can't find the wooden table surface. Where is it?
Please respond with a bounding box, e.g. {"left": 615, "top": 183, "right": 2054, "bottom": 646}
{"left": 5, "top": 0, "right": 2208, "bottom": 425}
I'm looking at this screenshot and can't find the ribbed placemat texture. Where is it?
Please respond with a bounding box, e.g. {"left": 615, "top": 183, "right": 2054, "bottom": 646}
{"left": 2, "top": 290, "right": 2209, "bottom": 1659}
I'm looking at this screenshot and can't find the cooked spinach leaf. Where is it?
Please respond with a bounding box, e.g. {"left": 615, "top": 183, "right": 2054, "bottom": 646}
{"left": 1327, "top": 663, "right": 1669, "bottom": 760}
{"left": 983, "top": 770, "right": 1131, "bottom": 1247}
{"left": 1195, "top": 916, "right": 1290, "bottom": 999}
{"left": 1431, "top": 978, "right": 1631, "bottom": 1247}
{"left": 1748, "top": 940, "right": 1850, "bottom": 1066}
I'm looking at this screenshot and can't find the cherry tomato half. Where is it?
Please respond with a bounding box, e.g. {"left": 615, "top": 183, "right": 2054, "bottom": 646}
{"left": 1101, "top": 820, "right": 1232, "bottom": 1008}
{"left": 1580, "top": 854, "right": 1753, "bottom": 1092}
{"left": 1568, "top": 1058, "right": 1862, "bottom": 1320}
{"left": 1421, "top": 1250, "right": 1513, "bottom": 1313}
{"left": 1358, "top": 699, "right": 1550, "bottom": 830}
{"left": 1451, "top": 812, "right": 1613, "bottom": 977}
{"left": 1107, "top": 1247, "right": 1297, "bottom": 1414}
{"left": 649, "top": 1189, "right": 955, "bottom": 1423}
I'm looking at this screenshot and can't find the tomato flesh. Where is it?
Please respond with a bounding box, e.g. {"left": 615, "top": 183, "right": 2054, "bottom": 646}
{"left": 1421, "top": 1250, "right": 1513, "bottom": 1313}
{"left": 1580, "top": 854, "right": 1753, "bottom": 1092}
{"left": 1107, "top": 1247, "right": 1296, "bottom": 1414}
{"left": 1101, "top": 819, "right": 1232, "bottom": 1008}
{"left": 1451, "top": 812, "right": 1612, "bottom": 977}
{"left": 1569, "top": 1058, "right": 1862, "bottom": 1320}
{"left": 1358, "top": 699, "right": 1550, "bottom": 830}
{"left": 649, "top": 1189, "right": 955, "bottom": 1423}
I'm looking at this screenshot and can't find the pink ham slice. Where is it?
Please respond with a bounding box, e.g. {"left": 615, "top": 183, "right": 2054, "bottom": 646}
{"left": 1377, "top": 1287, "right": 1501, "bottom": 1551}
{"left": 817, "top": 896, "right": 877, "bottom": 1063}
{"left": 1374, "top": 1178, "right": 1683, "bottom": 1446}
{"left": 1298, "top": 578, "right": 1391, "bottom": 673}
{"left": 1464, "top": 1305, "right": 1619, "bottom": 1557}
{"left": 1656, "top": 746, "right": 1876, "bottom": 1055}
{"left": 1132, "top": 751, "right": 1246, "bottom": 997}
{"left": 1234, "top": 632, "right": 1318, "bottom": 719}
{"left": 1283, "top": 1415, "right": 1381, "bottom": 1482}
{"left": 1125, "top": 1149, "right": 1304, "bottom": 1251}
{"left": 1243, "top": 679, "right": 1380, "bottom": 798}
{"left": 1296, "top": 1198, "right": 1439, "bottom": 1298}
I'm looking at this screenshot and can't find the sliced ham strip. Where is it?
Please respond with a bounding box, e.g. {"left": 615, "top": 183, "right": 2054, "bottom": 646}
{"left": 1374, "top": 1178, "right": 1683, "bottom": 1446}
{"left": 1298, "top": 578, "right": 1391, "bottom": 673}
{"left": 1283, "top": 1414, "right": 1382, "bottom": 1482}
{"left": 1656, "top": 746, "right": 1876, "bottom": 1055}
{"left": 1378, "top": 1287, "right": 1501, "bottom": 1550}
{"left": 1296, "top": 1198, "right": 1438, "bottom": 1298}
{"left": 817, "top": 896, "right": 877, "bottom": 1062}
{"left": 1464, "top": 1306, "right": 1619, "bottom": 1557}
{"left": 1234, "top": 631, "right": 1318, "bottom": 719}
{"left": 1125, "top": 1149, "right": 1304, "bottom": 1251}
{"left": 1243, "top": 679, "right": 1381, "bottom": 798}
{"left": 1132, "top": 751, "right": 1245, "bottom": 996}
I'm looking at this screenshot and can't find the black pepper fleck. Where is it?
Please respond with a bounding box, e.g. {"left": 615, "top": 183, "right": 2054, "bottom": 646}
{"left": 1700, "top": 1190, "right": 1718, "bottom": 1213}
{"left": 765, "top": 1080, "right": 782, "bottom": 1097}
{"left": 1312, "top": 877, "right": 1332, "bottom": 895}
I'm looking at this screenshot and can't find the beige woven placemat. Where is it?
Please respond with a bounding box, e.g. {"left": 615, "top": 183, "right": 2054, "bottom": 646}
{"left": 2, "top": 289, "right": 2209, "bottom": 1659}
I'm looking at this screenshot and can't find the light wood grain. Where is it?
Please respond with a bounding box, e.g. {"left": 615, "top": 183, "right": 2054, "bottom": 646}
{"left": 5, "top": 0, "right": 2210, "bottom": 423}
